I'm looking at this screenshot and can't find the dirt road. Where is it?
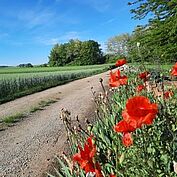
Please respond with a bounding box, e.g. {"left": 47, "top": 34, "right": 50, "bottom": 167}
{"left": 0, "top": 71, "right": 110, "bottom": 177}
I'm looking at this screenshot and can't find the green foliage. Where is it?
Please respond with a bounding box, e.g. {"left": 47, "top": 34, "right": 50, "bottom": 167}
{"left": 48, "top": 39, "right": 104, "bottom": 66}
{"left": 127, "top": 0, "right": 177, "bottom": 63}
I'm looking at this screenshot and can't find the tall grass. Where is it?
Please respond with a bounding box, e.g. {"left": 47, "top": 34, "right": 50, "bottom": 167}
{"left": 0, "top": 66, "right": 109, "bottom": 104}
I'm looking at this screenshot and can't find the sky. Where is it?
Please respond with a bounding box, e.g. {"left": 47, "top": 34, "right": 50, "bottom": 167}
{"left": 0, "top": 0, "right": 149, "bottom": 66}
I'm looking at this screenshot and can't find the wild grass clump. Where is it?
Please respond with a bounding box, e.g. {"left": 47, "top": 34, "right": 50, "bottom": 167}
{"left": 48, "top": 60, "right": 177, "bottom": 177}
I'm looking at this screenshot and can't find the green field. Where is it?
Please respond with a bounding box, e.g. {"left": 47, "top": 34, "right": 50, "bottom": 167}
{"left": 0, "top": 64, "right": 110, "bottom": 74}
{"left": 0, "top": 64, "right": 111, "bottom": 104}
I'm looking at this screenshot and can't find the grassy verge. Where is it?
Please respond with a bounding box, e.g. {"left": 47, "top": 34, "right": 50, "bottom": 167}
{"left": 0, "top": 99, "right": 58, "bottom": 130}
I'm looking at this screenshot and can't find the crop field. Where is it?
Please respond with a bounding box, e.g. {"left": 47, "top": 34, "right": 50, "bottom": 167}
{"left": 0, "top": 64, "right": 110, "bottom": 104}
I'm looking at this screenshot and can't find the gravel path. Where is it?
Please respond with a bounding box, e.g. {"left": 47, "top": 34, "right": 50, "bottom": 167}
{"left": 0, "top": 71, "right": 109, "bottom": 177}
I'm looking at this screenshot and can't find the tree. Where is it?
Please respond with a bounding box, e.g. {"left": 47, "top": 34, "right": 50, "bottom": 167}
{"left": 48, "top": 40, "right": 104, "bottom": 66}
{"left": 48, "top": 44, "right": 60, "bottom": 66}
{"left": 128, "top": 0, "right": 177, "bottom": 63}
{"left": 106, "top": 33, "right": 131, "bottom": 57}
{"left": 129, "top": 0, "right": 177, "bottom": 20}
{"left": 78, "top": 40, "right": 103, "bottom": 65}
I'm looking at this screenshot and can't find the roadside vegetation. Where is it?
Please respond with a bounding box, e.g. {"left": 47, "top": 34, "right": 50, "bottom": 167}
{"left": 48, "top": 59, "right": 177, "bottom": 177}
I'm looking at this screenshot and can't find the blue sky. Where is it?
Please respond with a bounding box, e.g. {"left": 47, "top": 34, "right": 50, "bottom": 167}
{"left": 0, "top": 0, "right": 149, "bottom": 66}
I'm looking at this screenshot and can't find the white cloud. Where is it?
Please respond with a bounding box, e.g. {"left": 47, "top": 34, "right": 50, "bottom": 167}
{"left": 17, "top": 10, "right": 55, "bottom": 29}
{"left": 41, "top": 38, "right": 60, "bottom": 45}
{"left": 60, "top": 31, "right": 80, "bottom": 41}
{"left": 73, "top": 0, "right": 110, "bottom": 12}
{"left": 37, "top": 31, "right": 80, "bottom": 45}
{"left": 89, "top": 0, "right": 110, "bottom": 12}
{"left": 101, "top": 18, "right": 116, "bottom": 25}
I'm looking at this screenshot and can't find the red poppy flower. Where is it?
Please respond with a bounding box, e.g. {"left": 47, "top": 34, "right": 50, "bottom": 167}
{"left": 110, "top": 174, "right": 116, "bottom": 177}
{"left": 122, "top": 132, "right": 133, "bottom": 147}
{"left": 164, "top": 91, "right": 174, "bottom": 99}
{"left": 73, "top": 136, "right": 96, "bottom": 173}
{"left": 115, "top": 58, "right": 127, "bottom": 67}
{"left": 138, "top": 71, "right": 150, "bottom": 82}
{"left": 122, "top": 96, "right": 158, "bottom": 126}
{"left": 95, "top": 162, "right": 104, "bottom": 177}
{"left": 114, "top": 120, "right": 136, "bottom": 133}
{"left": 109, "top": 70, "right": 128, "bottom": 87}
{"left": 171, "top": 62, "right": 177, "bottom": 76}
{"left": 136, "top": 84, "right": 145, "bottom": 92}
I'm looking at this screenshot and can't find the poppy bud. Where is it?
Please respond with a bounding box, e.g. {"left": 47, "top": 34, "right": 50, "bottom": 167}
{"left": 99, "top": 78, "right": 103, "bottom": 82}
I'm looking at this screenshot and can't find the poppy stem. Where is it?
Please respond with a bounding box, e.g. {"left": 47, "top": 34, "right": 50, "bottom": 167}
{"left": 99, "top": 78, "right": 106, "bottom": 93}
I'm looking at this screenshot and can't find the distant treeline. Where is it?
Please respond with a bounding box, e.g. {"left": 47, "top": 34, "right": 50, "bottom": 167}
{"left": 18, "top": 63, "right": 33, "bottom": 68}
{"left": 0, "top": 66, "right": 9, "bottom": 68}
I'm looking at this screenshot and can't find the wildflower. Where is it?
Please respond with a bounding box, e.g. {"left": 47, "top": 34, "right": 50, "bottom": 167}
{"left": 109, "top": 70, "right": 128, "bottom": 87}
{"left": 163, "top": 91, "right": 174, "bottom": 99}
{"left": 115, "top": 58, "right": 127, "bottom": 67}
{"left": 173, "top": 161, "right": 177, "bottom": 174}
{"left": 114, "top": 120, "right": 136, "bottom": 133}
{"left": 73, "top": 136, "right": 103, "bottom": 176}
{"left": 122, "top": 132, "right": 133, "bottom": 147}
{"left": 95, "top": 163, "right": 103, "bottom": 177}
{"left": 110, "top": 174, "right": 116, "bottom": 177}
{"left": 86, "top": 172, "right": 95, "bottom": 177}
{"left": 138, "top": 71, "right": 150, "bottom": 82}
{"left": 171, "top": 62, "right": 177, "bottom": 76}
{"left": 86, "top": 163, "right": 103, "bottom": 177}
{"left": 73, "top": 136, "right": 96, "bottom": 173}
{"left": 122, "top": 96, "right": 158, "bottom": 127}
{"left": 137, "top": 42, "right": 140, "bottom": 47}
{"left": 136, "top": 84, "right": 145, "bottom": 92}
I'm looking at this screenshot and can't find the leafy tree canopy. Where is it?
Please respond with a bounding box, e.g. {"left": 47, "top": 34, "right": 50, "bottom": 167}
{"left": 48, "top": 39, "right": 104, "bottom": 66}
{"left": 127, "top": 0, "right": 177, "bottom": 63}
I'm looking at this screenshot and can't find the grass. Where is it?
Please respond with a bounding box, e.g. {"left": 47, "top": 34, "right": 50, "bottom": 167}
{"left": 39, "top": 99, "right": 57, "bottom": 107}
{"left": 0, "top": 64, "right": 111, "bottom": 104}
{"left": 2, "top": 113, "right": 26, "bottom": 124}
{"left": 0, "top": 64, "right": 111, "bottom": 75}
{"left": 130, "top": 62, "right": 173, "bottom": 71}
{"left": 1, "top": 99, "right": 58, "bottom": 125}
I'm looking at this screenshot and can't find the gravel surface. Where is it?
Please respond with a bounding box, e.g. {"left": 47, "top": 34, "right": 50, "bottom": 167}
{"left": 0, "top": 71, "right": 110, "bottom": 177}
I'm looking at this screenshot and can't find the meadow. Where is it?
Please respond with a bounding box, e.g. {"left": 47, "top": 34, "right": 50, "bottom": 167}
{"left": 0, "top": 64, "right": 110, "bottom": 104}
